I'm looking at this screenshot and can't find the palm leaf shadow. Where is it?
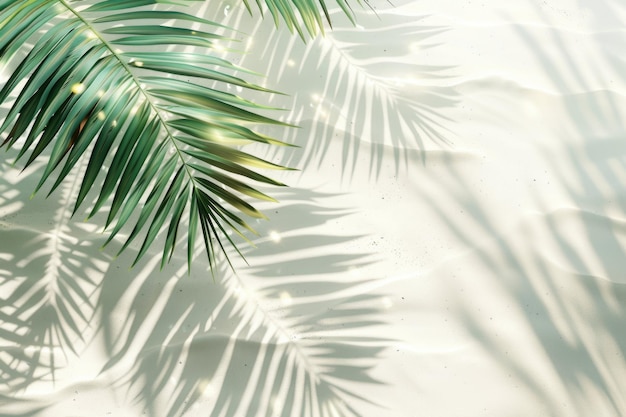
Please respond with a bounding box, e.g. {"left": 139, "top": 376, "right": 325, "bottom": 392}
{"left": 219, "top": 5, "right": 459, "bottom": 180}
{"left": 96, "top": 187, "right": 390, "bottom": 417}
{"left": 0, "top": 149, "right": 110, "bottom": 399}
{"left": 407, "top": 7, "right": 626, "bottom": 413}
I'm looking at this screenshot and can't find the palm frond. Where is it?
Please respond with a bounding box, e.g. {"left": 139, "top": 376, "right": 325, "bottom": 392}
{"left": 243, "top": 0, "right": 366, "bottom": 38}
{"left": 0, "top": 0, "right": 294, "bottom": 272}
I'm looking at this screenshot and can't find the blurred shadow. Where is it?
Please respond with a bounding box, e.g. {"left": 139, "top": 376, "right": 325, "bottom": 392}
{"left": 95, "top": 186, "right": 390, "bottom": 417}
{"left": 1, "top": 3, "right": 397, "bottom": 416}
{"left": 0, "top": 150, "right": 111, "bottom": 411}
{"left": 409, "top": 6, "right": 626, "bottom": 414}
{"left": 218, "top": 5, "right": 459, "bottom": 181}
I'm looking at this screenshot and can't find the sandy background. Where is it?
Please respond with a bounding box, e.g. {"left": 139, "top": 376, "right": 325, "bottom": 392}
{"left": 2, "top": 0, "right": 626, "bottom": 416}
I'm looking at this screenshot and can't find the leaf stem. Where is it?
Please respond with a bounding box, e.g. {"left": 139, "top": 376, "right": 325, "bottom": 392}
{"left": 58, "top": 0, "right": 198, "bottom": 187}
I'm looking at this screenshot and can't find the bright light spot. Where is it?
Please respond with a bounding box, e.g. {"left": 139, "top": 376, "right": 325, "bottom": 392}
{"left": 209, "top": 130, "right": 226, "bottom": 142}
{"left": 198, "top": 379, "right": 215, "bottom": 398}
{"left": 279, "top": 291, "right": 292, "bottom": 307}
{"left": 133, "top": 61, "right": 144, "bottom": 67}
{"left": 223, "top": 5, "right": 231, "bottom": 16}
{"left": 269, "top": 230, "right": 281, "bottom": 243}
{"left": 97, "top": 90, "right": 105, "bottom": 98}
{"left": 114, "top": 48, "right": 123, "bottom": 54}
{"left": 130, "top": 106, "right": 139, "bottom": 115}
{"left": 85, "top": 30, "right": 97, "bottom": 39}
{"left": 71, "top": 83, "right": 85, "bottom": 94}
{"left": 311, "top": 93, "right": 321, "bottom": 102}
{"left": 112, "top": 120, "right": 118, "bottom": 127}
{"left": 213, "top": 41, "right": 224, "bottom": 52}
{"left": 97, "top": 111, "right": 106, "bottom": 121}
{"left": 381, "top": 296, "right": 393, "bottom": 309}
{"left": 246, "top": 39, "right": 253, "bottom": 50}
{"left": 287, "top": 59, "right": 295, "bottom": 67}
{"left": 191, "top": 31, "right": 197, "bottom": 35}
{"left": 233, "top": 285, "right": 247, "bottom": 299}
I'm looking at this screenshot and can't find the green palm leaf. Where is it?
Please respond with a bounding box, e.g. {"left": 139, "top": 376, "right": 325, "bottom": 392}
{"left": 243, "top": 0, "right": 364, "bottom": 37}
{"left": 0, "top": 0, "right": 295, "bottom": 273}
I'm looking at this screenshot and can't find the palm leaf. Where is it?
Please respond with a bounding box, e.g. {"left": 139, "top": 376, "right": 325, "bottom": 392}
{"left": 242, "top": 0, "right": 365, "bottom": 38}
{"left": 0, "top": 0, "right": 297, "bottom": 272}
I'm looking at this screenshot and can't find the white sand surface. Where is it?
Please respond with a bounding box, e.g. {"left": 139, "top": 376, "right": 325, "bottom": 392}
{"left": 2, "top": 0, "right": 626, "bottom": 416}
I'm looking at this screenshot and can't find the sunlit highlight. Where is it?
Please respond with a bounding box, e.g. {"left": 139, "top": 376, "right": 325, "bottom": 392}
{"left": 279, "top": 291, "right": 292, "bottom": 307}
{"left": 233, "top": 285, "right": 248, "bottom": 300}
{"left": 269, "top": 230, "right": 281, "bottom": 243}
{"left": 71, "top": 83, "right": 85, "bottom": 94}
{"left": 198, "top": 379, "right": 215, "bottom": 398}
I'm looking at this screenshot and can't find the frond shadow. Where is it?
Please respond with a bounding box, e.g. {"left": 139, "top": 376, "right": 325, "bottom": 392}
{"left": 218, "top": 5, "right": 459, "bottom": 180}
{"left": 0, "top": 150, "right": 110, "bottom": 403}
{"left": 406, "top": 6, "right": 626, "bottom": 413}
{"left": 96, "top": 186, "right": 390, "bottom": 417}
